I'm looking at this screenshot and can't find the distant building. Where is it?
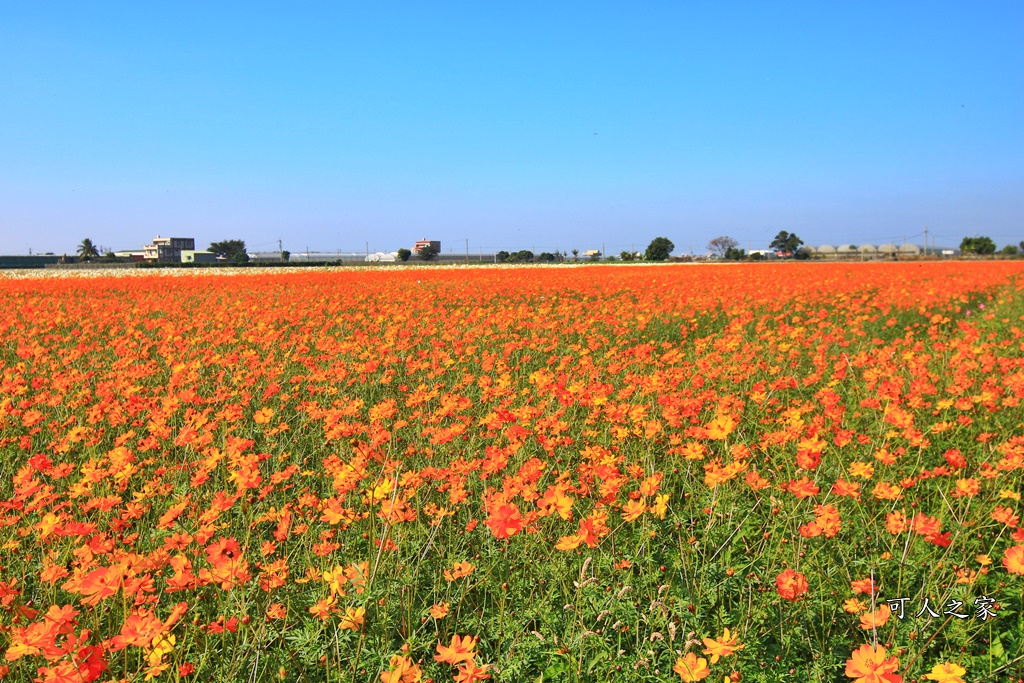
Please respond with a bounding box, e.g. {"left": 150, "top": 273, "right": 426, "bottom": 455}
{"left": 250, "top": 251, "right": 288, "bottom": 262}
{"left": 365, "top": 252, "right": 399, "bottom": 262}
{"left": 182, "top": 250, "right": 218, "bottom": 263}
{"left": 144, "top": 236, "right": 195, "bottom": 263}
{"left": 414, "top": 239, "right": 440, "bottom": 253}
{"left": 113, "top": 250, "right": 147, "bottom": 262}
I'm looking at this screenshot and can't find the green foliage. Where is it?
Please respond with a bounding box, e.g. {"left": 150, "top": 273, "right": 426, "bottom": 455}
{"left": 724, "top": 246, "right": 746, "bottom": 260}
{"left": 770, "top": 231, "right": 804, "bottom": 255}
{"left": 619, "top": 251, "right": 635, "bottom": 262}
{"left": 645, "top": 237, "right": 674, "bottom": 261}
{"left": 496, "top": 251, "right": 510, "bottom": 263}
{"left": 509, "top": 250, "right": 534, "bottom": 262}
{"left": 960, "top": 236, "right": 996, "bottom": 255}
{"left": 536, "top": 252, "right": 556, "bottom": 262}
{"left": 77, "top": 238, "right": 99, "bottom": 260}
{"left": 209, "top": 239, "right": 247, "bottom": 260}
{"left": 397, "top": 248, "right": 412, "bottom": 262}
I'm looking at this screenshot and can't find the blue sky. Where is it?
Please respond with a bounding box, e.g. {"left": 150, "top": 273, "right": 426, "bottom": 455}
{"left": 1, "top": 2, "right": 1022, "bottom": 256}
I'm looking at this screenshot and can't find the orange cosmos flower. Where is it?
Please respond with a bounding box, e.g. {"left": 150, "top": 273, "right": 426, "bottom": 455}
{"left": 786, "top": 477, "right": 820, "bottom": 499}
{"left": 705, "top": 414, "right": 735, "bottom": 440}
{"left": 339, "top": 606, "right": 365, "bottom": 631}
{"left": 845, "top": 643, "right": 902, "bottom": 683}
{"left": 444, "top": 561, "right": 474, "bottom": 582}
{"left": 844, "top": 598, "right": 868, "bottom": 614}
{"left": 309, "top": 596, "right": 337, "bottom": 621}
{"left": 484, "top": 503, "right": 523, "bottom": 539}
{"left": 621, "top": 498, "right": 647, "bottom": 522}
{"left": 380, "top": 654, "right": 422, "bottom": 683}
{"left": 992, "top": 506, "right": 1020, "bottom": 527}
{"left": 434, "top": 634, "right": 478, "bottom": 665}
{"left": 1002, "top": 545, "right": 1024, "bottom": 575}
{"left": 453, "top": 659, "right": 491, "bottom": 682}
{"left": 428, "top": 602, "right": 450, "bottom": 619}
{"left": 701, "top": 628, "right": 744, "bottom": 663}
{"left": 673, "top": 652, "right": 711, "bottom": 681}
{"left": 775, "top": 569, "right": 809, "bottom": 601}
{"left": 859, "top": 604, "right": 892, "bottom": 630}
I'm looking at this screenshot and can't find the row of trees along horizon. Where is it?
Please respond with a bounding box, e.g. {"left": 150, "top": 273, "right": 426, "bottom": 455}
{"left": 72, "top": 232, "right": 1024, "bottom": 264}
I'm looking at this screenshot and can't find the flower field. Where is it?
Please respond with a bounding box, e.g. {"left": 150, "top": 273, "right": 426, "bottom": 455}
{"left": 2, "top": 262, "right": 1024, "bottom": 682}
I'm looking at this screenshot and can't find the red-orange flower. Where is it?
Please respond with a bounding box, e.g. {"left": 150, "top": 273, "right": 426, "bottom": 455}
{"left": 484, "top": 503, "right": 523, "bottom": 539}
{"left": 775, "top": 569, "right": 809, "bottom": 601}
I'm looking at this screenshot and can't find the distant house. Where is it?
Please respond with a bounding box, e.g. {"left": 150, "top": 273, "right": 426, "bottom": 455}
{"left": 144, "top": 236, "right": 195, "bottom": 263}
{"left": 414, "top": 239, "right": 440, "bottom": 253}
{"left": 182, "top": 250, "right": 218, "bottom": 263}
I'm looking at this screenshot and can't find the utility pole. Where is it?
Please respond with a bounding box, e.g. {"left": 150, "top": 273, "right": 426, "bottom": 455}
{"left": 924, "top": 226, "right": 929, "bottom": 257}
{"left": 465, "top": 238, "right": 469, "bottom": 264}
{"left": 602, "top": 242, "right": 605, "bottom": 261}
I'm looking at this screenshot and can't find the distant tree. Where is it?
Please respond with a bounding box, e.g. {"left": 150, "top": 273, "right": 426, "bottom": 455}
{"left": 794, "top": 246, "right": 813, "bottom": 260}
{"left": 537, "top": 252, "right": 556, "bottom": 262}
{"left": 416, "top": 244, "right": 439, "bottom": 261}
{"left": 77, "top": 238, "right": 99, "bottom": 261}
{"left": 749, "top": 252, "right": 764, "bottom": 261}
{"left": 960, "top": 236, "right": 996, "bottom": 255}
{"left": 281, "top": 250, "right": 290, "bottom": 262}
{"left": 1002, "top": 245, "right": 1019, "bottom": 256}
{"left": 512, "top": 250, "right": 534, "bottom": 262}
{"left": 724, "top": 246, "right": 746, "bottom": 260}
{"left": 619, "top": 250, "right": 635, "bottom": 262}
{"left": 571, "top": 249, "right": 579, "bottom": 262}
{"left": 770, "top": 231, "right": 804, "bottom": 255}
{"left": 496, "top": 251, "right": 510, "bottom": 263}
{"left": 1020, "top": 240, "right": 1024, "bottom": 253}
{"left": 229, "top": 251, "right": 250, "bottom": 265}
{"left": 209, "top": 239, "right": 247, "bottom": 260}
{"left": 644, "top": 237, "right": 674, "bottom": 261}
{"left": 397, "top": 248, "right": 411, "bottom": 262}
{"left": 708, "top": 236, "right": 739, "bottom": 258}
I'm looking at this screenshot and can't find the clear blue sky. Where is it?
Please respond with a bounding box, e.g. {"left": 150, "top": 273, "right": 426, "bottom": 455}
{"left": 2, "top": 2, "right": 1022, "bottom": 256}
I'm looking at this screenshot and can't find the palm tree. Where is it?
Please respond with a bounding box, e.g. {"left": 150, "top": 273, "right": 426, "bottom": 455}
{"left": 77, "top": 238, "right": 100, "bottom": 261}
{"left": 571, "top": 249, "right": 579, "bottom": 263}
